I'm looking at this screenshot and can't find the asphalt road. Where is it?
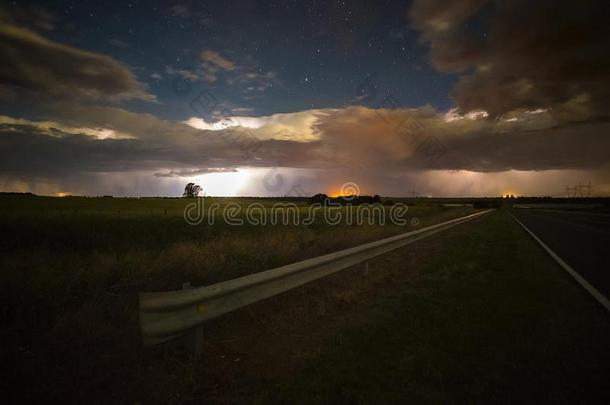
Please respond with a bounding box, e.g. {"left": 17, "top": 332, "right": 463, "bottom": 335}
{"left": 512, "top": 208, "right": 610, "bottom": 299}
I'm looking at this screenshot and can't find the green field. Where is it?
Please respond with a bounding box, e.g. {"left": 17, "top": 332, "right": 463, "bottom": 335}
{"left": 1, "top": 196, "right": 608, "bottom": 403}
{"left": 1, "top": 195, "right": 475, "bottom": 402}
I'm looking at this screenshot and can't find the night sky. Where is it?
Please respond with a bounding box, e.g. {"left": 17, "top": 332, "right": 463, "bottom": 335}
{"left": 1, "top": 0, "right": 609, "bottom": 197}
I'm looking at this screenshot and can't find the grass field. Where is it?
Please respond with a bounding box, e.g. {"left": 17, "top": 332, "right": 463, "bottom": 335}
{"left": 1, "top": 195, "right": 476, "bottom": 402}
{"left": 1, "top": 196, "right": 608, "bottom": 403}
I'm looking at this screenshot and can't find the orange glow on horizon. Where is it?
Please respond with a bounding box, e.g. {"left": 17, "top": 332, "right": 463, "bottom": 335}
{"left": 326, "top": 189, "right": 359, "bottom": 198}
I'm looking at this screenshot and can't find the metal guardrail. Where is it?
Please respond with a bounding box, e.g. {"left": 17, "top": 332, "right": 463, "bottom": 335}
{"left": 139, "top": 209, "right": 492, "bottom": 350}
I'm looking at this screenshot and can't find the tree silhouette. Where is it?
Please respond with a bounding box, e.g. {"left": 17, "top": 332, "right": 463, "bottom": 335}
{"left": 183, "top": 183, "right": 202, "bottom": 198}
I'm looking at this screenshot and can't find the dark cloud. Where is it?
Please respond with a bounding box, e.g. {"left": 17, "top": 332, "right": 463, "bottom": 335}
{"left": 1, "top": 106, "right": 608, "bottom": 183}
{"left": 409, "top": 0, "right": 610, "bottom": 120}
{"left": 1, "top": 104, "right": 609, "bottom": 196}
{"left": 154, "top": 168, "right": 238, "bottom": 177}
{"left": 0, "top": 3, "right": 57, "bottom": 31}
{"left": 0, "top": 124, "right": 174, "bottom": 176}
{"left": 0, "top": 24, "right": 154, "bottom": 101}
{"left": 0, "top": 112, "right": 316, "bottom": 178}
{"left": 313, "top": 107, "right": 610, "bottom": 172}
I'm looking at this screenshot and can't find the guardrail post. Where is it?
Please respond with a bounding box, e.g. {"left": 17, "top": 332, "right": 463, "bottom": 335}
{"left": 182, "top": 282, "right": 204, "bottom": 356}
{"left": 364, "top": 261, "right": 369, "bottom": 275}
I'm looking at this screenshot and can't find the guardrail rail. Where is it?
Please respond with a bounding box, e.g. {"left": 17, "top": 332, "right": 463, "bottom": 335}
{"left": 139, "top": 209, "right": 492, "bottom": 352}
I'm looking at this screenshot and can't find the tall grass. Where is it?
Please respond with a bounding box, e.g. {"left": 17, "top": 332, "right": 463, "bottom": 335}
{"left": 0, "top": 195, "right": 476, "bottom": 403}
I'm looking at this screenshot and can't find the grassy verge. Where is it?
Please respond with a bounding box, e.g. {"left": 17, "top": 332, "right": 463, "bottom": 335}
{"left": 266, "top": 210, "right": 610, "bottom": 404}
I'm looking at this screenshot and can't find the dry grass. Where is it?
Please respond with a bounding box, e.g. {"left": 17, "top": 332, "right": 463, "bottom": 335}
{"left": 0, "top": 195, "right": 475, "bottom": 403}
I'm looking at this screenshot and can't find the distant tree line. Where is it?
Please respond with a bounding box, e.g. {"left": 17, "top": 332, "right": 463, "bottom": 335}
{"left": 0, "top": 192, "right": 36, "bottom": 196}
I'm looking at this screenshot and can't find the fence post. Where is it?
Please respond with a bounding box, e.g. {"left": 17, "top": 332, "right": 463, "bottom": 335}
{"left": 182, "top": 282, "right": 204, "bottom": 355}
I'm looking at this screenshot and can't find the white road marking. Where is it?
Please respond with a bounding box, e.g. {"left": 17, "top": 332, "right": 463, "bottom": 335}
{"left": 511, "top": 213, "right": 610, "bottom": 313}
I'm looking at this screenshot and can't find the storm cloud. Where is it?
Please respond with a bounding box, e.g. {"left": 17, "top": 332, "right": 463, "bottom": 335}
{"left": 0, "top": 24, "right": 154, "bottom": 101}
{"left": 409, "top": 0, "right": 610, "bottom": 120}
{"left": 1, "top": 106, "right": 608, "bottom": 190}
